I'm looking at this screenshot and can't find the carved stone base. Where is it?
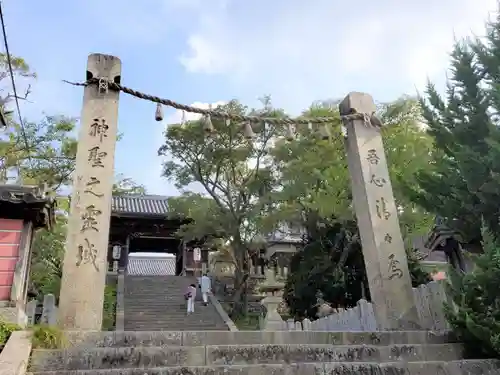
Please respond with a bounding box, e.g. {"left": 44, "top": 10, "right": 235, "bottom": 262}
{"left": 260, "top": 295, "right": 285, "bottom": 331}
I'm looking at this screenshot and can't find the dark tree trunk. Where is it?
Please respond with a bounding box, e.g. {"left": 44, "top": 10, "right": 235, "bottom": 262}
{"left": 230, "top": 238, "right": 249, "bottom": 318}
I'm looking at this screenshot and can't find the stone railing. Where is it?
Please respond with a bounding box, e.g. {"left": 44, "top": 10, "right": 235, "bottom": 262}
{"left": 261, "top": 281, "right": 451, "bottom": 332}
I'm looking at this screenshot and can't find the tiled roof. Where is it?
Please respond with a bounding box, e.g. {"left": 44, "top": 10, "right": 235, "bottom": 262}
{"left": 111, "top": 194, "right": 170, "bottom": 216}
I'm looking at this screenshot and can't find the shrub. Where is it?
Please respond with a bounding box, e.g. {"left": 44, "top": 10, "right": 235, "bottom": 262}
{"left": 444, "top": 225, "right": 500, "bottom": 359}
{"left": 102, "top": 284, "right": 117, "bottom": 331}
{"left": 30, "top": 324, "right": 65, "bottom": 349}
{"left": 0, "top": 320, "right": 21, "bottom": 347}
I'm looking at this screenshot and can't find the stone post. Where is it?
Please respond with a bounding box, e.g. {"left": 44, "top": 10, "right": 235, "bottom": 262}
{"left": 58, "top": 54, "right": 121, "bottom": 330}
{"left": 260, "top": 294, "right": 285, "bottom": 330}
{"left": 340, "top": 92, "right": 420, "bottom": 330}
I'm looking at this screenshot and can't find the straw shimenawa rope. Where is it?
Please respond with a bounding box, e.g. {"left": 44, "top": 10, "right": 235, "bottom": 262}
{"left": 64, "top": 78, "right": 376, "bottom": 127}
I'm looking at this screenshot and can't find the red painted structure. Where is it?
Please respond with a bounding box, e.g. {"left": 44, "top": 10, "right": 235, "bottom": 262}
{"left": 0, "top": 219, "right": 23, "bottom": 300}
{"left": 0, "top": 185, "right": 55, "bottom": 308}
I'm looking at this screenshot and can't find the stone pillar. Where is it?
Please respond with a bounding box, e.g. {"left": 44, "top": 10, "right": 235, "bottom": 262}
{"left": 340, "top": 92, "right": 420, "bottom": 330}
{"left": 58, "top": 54, "right": 121, "bottom": 330}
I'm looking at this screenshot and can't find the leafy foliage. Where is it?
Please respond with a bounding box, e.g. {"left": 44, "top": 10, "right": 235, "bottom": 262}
{"left": 284, "top": 220, "right": 431, "bottom": 320}
{"left": 283, "top": 221, "right": 366, "bottom": 320}
{"left": 408, "top": 13, "right": 500, "bottom": 242}
{"left": 266, "top": 98, "right": 435, "bottom": 239}
{"left": 444, "top": 225, "right": 500, "bottom": 359}
{"left": 102, "top": 284, "right": 117, "bottom": 331}
{"left": 159, "top": 99, "right": 286, "bottom": 315}
{"left": 0, "top": 55, "right": 77, "bottom": 189}
{"left": 0, "top": 320, "right": 20, "bottom": 347}
{"left": 29, "top": 203, "right": 66, "bottom": 301}
{"left": 30, "top": 324, "right": 66, "bottom": 349}
{"left": 112, "top": 173, "right": 147, "bottom": 196}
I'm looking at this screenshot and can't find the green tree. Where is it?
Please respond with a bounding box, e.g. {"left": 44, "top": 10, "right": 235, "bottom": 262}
{"left": 29, "top": 199, "right": 68, "bottom": 300}
{"left": 166, "top": 192, "right": 227, "bottom": 241}
{"left": 408, "top": 12, "right": 500, "bottom": 241}
{"left": 159, "top": 100, "right": 284, "bottom": 316}
{"left": 445, "top": 225, "right": 500, "bottom": 359}
{"left": 271, "top": 98, "right": 433, "bottom": 319}
{"left": 0, "top": 54, "right": 77, "bottom": 189}
{"left": 283, "top": 220, "right": 431, "bottom": 320}
{"left": 266, "top": 98, "right": 435, "bottom": 239}
{"left": 112, "top": 173, "right": 147, "bottom": 195}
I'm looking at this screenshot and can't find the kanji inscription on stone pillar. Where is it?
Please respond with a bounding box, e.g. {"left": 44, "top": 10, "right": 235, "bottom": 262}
{"left": 340, "top": 92, "right": 420, "bottom": 330}
{"left": 58, "top": 54, "right": 121, "bottom": 330}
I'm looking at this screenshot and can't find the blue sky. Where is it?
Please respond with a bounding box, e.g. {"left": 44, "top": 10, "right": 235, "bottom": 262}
{"left": 4, "top": 0, "right": 498, "bottom": 196}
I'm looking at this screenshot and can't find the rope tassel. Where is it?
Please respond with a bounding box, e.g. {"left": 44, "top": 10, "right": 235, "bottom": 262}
{"left": 243, "top": 122, "right": 255, "bottom": 139}
{"left": 202, "top": 114, "right": 214, "bottom": 134}
{"left": 155, "top": 103, "right": 164, "bottom": 121}
{"left": 319, "top": 123, "right": 331, "bottom": 140}
{"left": 285, "top": 123, "right": 295, "bottom": 141}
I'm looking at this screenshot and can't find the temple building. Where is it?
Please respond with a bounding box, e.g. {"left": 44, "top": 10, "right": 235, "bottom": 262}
{"left": 264, "top": 222, "right": 304, "bottom": 279}
{"left": 107, "top": 194, "right": 208, "bottom": 277}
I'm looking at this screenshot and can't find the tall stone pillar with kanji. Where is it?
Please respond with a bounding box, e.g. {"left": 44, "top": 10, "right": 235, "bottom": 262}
{"left": 58, "top": 54, "right": 121, "bottom": 330}
{"left": 340, "top": 92, "right": 421, "bottom": 330}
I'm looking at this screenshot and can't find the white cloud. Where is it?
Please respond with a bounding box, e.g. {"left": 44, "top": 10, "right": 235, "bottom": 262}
{"left": 178, "top": 0, "right": 498, "bottom": 108}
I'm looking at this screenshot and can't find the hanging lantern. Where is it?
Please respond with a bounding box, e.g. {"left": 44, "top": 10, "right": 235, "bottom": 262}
{"left": 253, "top": 121, "right": 265, "bottom": 133}
{"left": 180, "top": 111, "right": 186, "bottom": 126}
{"left": 155, "top": 103, "right": 164, "bottom": 121}
{"left": 307, "top": 121, "right": 313, "bottom": 134}
{"left": 318, "top": 123, "right": 331, "bottom": 140}
{"left": 202, "top": 114, "right": 214, "bottom": 134}
{"left": 285, "top": 123, "right": 295, "bottom": 141}
{"left": 341, "top": 125, "right": 348, "bottom": 138}
{"left": 243, "top": 122, "right": 255, "bottom": 140}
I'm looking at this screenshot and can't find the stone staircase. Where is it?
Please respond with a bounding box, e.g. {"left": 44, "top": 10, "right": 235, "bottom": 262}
{"left": 28, "top": 330, "right": 500, "bottom": 374}
{"left": 124, "top": 275, "right": 229, "bottom": 331}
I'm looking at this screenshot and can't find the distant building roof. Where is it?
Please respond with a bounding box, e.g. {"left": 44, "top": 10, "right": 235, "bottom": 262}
{"left": 111, "top": 194, "right": 170, "bottom": 217}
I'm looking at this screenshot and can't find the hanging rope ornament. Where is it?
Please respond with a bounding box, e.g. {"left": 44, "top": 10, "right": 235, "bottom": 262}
{"left": 318, "top": 123, "right": 331, "bottom": 140}
{"left": 285, "top": 123, "right": 295, "bottom": 141}
{"left": 201, "top": 105, "right": 214, "bottom": 134}
{"left": 307, "top": 121, "right": 313, "bottom": 133}
{"left": 243, "top": 122, "right": 255, "bottom": 140}
{"left": 155, "top": 103, "right": 164, "bottom": 121}
{"left": 202, "top": 113, "right": 214, "bottom": 134}
{"left": 180, "top": 111, "right": 186, "bottom": 126}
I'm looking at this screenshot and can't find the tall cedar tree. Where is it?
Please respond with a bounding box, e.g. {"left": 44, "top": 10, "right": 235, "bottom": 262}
{"left": 410, "top": 16, "right": 500, "bottom": 242}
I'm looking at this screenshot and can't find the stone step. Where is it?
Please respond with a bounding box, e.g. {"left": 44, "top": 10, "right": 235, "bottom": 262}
{"left": 27, "top": 361, "right": 498, "bottom": 375}
{"left": 123, "top": 320, "right": 229, "bottom": 325}
{"left": 124, "top": 327, "right": 229, "bottom": 332}
{"left": 124, "top": 323, "right": 229, "bottom": 327}
{"left": 27, "top": 360, "right": 500, "bottom": 375}
{"left": 124, "top": 274, "right": 226, "bottom": 331}
{"left": 62, "top": 330, "right": 457, "bottom": 348}
{"left": 29, "top": 343, "right": 463, "bottom": 371}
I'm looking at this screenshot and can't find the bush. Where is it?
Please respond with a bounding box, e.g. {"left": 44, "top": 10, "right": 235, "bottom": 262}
{"left": 30, "top": 324, "right": 65, "bottom": 349}
{"left": 444, "top": 226, "right": 500, "bottom": 359}
{"left": 283, "top": 221, "right": 431, "bottom": 321}
{"left": 102, "top": 284, "right": 117, "bottom": 331}
{"left": 0, "top": 320, "right": 21, "bottom": 348}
